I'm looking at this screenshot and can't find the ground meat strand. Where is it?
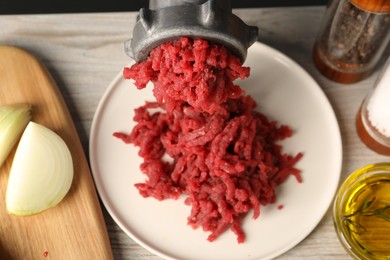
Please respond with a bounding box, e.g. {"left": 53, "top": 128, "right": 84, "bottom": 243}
{"left": 123, "top": 37, "right": 248, "bottom": 114}
{"left": 115, "top": 37, "right": 302, "bottom": 243}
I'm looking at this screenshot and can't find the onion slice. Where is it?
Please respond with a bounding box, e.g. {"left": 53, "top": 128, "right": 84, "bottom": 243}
{"left": 0, "top": 104, "right": 31, "bottom": 168}
{"left": 6, "top": 122, "right": 73, "bottom": 216}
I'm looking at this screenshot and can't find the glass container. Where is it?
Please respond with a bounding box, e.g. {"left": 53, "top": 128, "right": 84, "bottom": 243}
{"left": 333, "top": 163, "right": 390, "bottom": 259}
{"left": 313, "top": 0, "right": 390, "bottom": 84}
{"left": 356, "top": 56, "right": 390, "bottom": 155}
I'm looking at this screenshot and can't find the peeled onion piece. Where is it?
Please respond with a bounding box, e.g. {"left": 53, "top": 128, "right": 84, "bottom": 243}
{"left": 6, "top": 122, "right": 73, "bottom": 216}
{"left": 0, "top": 104, "right": 31, "bottom": 168}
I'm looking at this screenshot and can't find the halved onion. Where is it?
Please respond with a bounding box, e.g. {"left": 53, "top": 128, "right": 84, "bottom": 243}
{"left": 0, "top": 104, "right": 31, "bottom": 168}
{"left": 6, "top": 122, "right": 73, "bottom": 216}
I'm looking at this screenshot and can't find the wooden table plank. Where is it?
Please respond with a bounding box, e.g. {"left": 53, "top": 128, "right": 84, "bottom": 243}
{"left": 0, "top": 7, "right": 387, "bottom": 259}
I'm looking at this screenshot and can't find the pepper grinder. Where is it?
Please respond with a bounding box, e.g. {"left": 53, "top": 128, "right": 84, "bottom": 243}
{"left": 313, "top": 0, "right": 390, "bottom": 84}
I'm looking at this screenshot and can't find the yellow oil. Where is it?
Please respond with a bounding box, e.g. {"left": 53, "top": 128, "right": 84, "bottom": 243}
{"left": 341, "top": 173, "right": 390, "bottom": 259}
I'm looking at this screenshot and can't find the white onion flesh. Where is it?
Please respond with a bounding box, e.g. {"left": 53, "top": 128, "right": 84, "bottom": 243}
{"left": 0, "top": 104, "right": 31, "bottom": 168}
{"left": 6, "top": 122, "right": 73, "bottom": 216}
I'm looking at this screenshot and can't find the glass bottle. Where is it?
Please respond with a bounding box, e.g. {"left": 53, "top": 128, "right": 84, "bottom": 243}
{"left": 356, "top": 56, "right": 390, "bottom": 155}
{"left": 313, "top": 0, "right": 390, "bottom": 84}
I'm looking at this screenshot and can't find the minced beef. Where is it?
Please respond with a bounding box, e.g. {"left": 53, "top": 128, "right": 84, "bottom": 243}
{"left": 114, "top": 37, "right": 302, "bottom": 243}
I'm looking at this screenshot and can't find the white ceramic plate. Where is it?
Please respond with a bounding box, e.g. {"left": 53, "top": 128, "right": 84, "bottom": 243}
{"left": 89, "top": 42, "right": 342, "bottom": 260}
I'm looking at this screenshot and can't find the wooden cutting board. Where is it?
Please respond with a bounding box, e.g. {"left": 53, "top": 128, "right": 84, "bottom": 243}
{"left": 0, "top": 46, "right": 113, "bottom": 259}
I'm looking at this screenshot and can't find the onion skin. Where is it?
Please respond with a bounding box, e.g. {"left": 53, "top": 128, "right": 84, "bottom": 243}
{"left": 5, "top": 121, "right": 74, "bottom": 216}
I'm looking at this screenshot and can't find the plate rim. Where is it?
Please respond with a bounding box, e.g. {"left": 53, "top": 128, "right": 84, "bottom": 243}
{"left": 89, "top": 41, "right": 343, "bottom": 260}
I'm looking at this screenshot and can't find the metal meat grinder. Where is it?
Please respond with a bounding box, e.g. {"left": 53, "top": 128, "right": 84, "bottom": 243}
{"left": 125, "top": 0, "right": 259, "bottom": 63}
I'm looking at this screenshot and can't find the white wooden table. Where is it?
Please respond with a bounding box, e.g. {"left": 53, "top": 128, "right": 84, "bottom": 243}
{"left": 1, "top": 6, "right": 388, "bottom": 259}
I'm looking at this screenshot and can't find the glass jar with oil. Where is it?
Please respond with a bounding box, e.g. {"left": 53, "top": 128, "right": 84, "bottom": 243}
{"left": 334, "top": 163, "right": 390, "bottom": 259}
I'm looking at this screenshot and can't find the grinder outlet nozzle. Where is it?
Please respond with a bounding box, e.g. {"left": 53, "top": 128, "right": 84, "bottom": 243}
{"left": 125, "top": 0, "right": 259, "bottom": 63}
